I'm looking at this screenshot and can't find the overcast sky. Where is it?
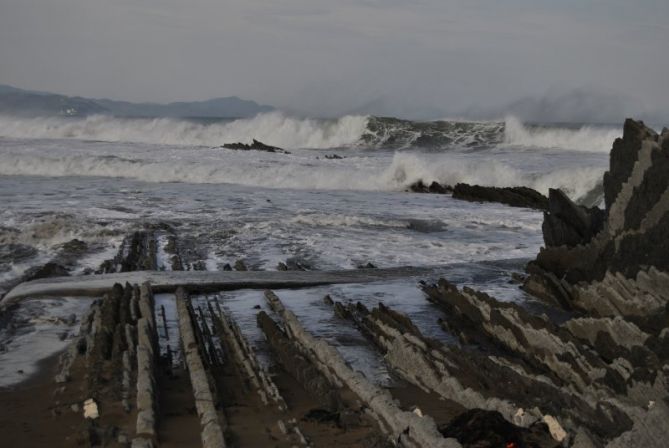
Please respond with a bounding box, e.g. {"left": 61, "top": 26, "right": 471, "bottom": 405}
{"left": 0, "top": 0, "right": 668, "bottom": 120}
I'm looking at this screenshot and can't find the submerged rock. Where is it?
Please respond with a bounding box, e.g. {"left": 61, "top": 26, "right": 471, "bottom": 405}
{"left": 23, "top": 262, "right": 69, "bottom": 281}
{"left": 61, "top": 239, "right": 88, "bottom": 254}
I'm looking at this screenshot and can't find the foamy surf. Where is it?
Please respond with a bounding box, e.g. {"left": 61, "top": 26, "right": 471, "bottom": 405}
{"left": 0, "top": 146, "right": 605, "bottom": 202}
{"left": 0, "top": 112, "right": 620, "bottom": 152}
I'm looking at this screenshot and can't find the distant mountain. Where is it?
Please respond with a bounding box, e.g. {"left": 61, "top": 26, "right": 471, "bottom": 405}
{"left": 0, "top": 84, "right": 274, "bottom": 118}
{"left": 0, "top": 85, "right": 108, "bottom": 117}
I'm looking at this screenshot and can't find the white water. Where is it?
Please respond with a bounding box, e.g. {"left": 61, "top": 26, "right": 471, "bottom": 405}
{"left": 0, "top": 112, "right": 621, "bottom": 152}
{"left": 0, "top": 127, "right": 608, "bottom": 203}
{"left": 0, "top": 112, "right": 369, "bottom": 149}
{"left": 503, "top": 116, "right": 620, "bottom": 152}
{"left": 0, "top": 111, "right": 617, "bottom": 387}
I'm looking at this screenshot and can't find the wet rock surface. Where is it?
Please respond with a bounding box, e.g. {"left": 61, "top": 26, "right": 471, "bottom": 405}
{"left": 408, "top": 180, "right": 454, "bottom": 194}
{"left": 452, "top": 184, "right": 548, "bottom": 210}
{"left": 23, "top": 262, "right": 70, "bottom": 281}
{"left": 3, "top": 118, "right": 668, "bottom": 447}
{"left": 407, "top": 180, "right": 548, "bottom": 210}
{"left": 528, "top": 119, "right": 669, "bottom": 299}
{"left": 542, "top": 189, "right": 605, "bottom": 247}
{"left": 220, "top": 139, "right": 290, "bottom": 154}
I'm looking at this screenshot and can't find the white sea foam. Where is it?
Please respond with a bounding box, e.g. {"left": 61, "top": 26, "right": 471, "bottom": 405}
{"left": 503, "top": 116, "right": 620, "bottom": 152}
{"left": 0, "top": 112, "right": 369, "bottom": 149}
{"left": 383, "top": 152, "right": 604, "bottom": 201}
{"left": 0, "top": 113, "right": 621, "bottom": 153}
{"left": 0, "top": 148, "right": 604, "bottom": 201}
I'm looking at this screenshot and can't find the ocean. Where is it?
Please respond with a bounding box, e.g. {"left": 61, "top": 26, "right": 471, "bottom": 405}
{"left": 0, "top": 112, "right": 617, "bottom": 385}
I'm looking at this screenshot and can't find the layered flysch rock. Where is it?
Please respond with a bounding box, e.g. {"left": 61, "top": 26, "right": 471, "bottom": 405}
{"left": 513, "top": 119, "right": 669, "bottom": 446}
{"left": 418, "top": 119, "right": 669, "bottom": 447}
{"left": 525, "top": 119, "right": 669, "bottom": 311}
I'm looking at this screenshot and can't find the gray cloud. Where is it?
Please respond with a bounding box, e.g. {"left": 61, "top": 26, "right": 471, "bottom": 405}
{"left": 0, "top": 0, "right": 667, "bottom": 121}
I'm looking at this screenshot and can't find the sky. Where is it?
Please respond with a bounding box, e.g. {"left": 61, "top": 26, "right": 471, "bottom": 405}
{"left": 0, "top": 0, "right": 668, "bottom": 121}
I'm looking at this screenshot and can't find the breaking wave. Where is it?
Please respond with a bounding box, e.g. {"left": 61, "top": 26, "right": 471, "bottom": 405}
{"left": 502, "top": 116, "right": 621, "bottom": 152}
{"left": 0, "top": 112, "right": 620, "bottom": 152}
{"left": 0, "top": 113, "right": 368, "bottom": 149}
{"left": 0, "top": 151, "right": 605, "bottom": 202}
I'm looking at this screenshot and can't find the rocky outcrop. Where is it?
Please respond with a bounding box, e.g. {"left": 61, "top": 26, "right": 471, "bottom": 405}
{"left": 493, "top": 118, "right": 669, "bottom": 446}
{"left": 176, "top": 287, "right": 226, "bottom": 448}
{"left": 452, "top": 184, "right": 548, "bottom": 210}
{"left": 421, "top": 279, "right": 669, "bottom": 447}
{"left": 408, "top": 180, "right": 453, "bottom": 194}
{"left": 23, "top": 262, "right": 70, "bottom": 281}
{"left": 221, "top": 139, "right": 289, "bottom": 154}
{"left": 542, "top": 189, "right": 606, "bottom": 247}
{"left": 527, "top": 119, "right": 669, "bottom": 306}
{"left": 263, "top": 290, "right": 461, "bottom": 448}
{"left": 98, "top": 231, "right": 157, "bottom": 274}
{"left": 407, "top": 181, "right": 548, "bottom": 210}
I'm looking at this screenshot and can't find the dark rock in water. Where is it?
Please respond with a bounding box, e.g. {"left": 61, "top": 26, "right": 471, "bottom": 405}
{"left": 277, "top": 257, "right": 312, "bottom": 271}
{"left": 222, "top": 263, "right": 232, "bottom": 271}
{"left": 324, "top": 154, "right": 344, "bottom": 160}
{"left": 408, "top": 180, "right": 453, "bottom": 194}
{"left": 0, "top": 243, "right": 37, "bottom": 265}
{"left": 452, "top": 184, "right": 548, "bottom": 210}
{"left": 233, "top": 259, "right": 248, "bottom": 271}
{"left": 97, "top": 231, "right": 156, "bottom": 273}
{"left": 542, "top": 189, "right": 605, "bottom": 247}
{"left": 406, "top": 218, "right": 447, "bottom": 233}
{"left": 61, "top": 239, "right": 88, "bottom": 254}
{"left": 356, "top": 262, "right": 377, "bottom": 269}
{"left": 439, "top": 409, "right": 558, "bottom": 448}
{"left": 190, "top": 260, "right": 207, "bottom": 271}
{"left": 23, "top": 262, "right": 70, "bottom": 281}
{"left": 221, "top": 139, "right": 290, "bottom": 154}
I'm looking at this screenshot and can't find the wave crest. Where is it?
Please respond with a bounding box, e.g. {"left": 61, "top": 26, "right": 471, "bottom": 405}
{"left": 502, "top": 116, "right": 620, "bottom": 152}
{"left": 0, "top": 113, "right": 620, "bottom": 152}
{"left": 0, "top": 112, "right": 369, "bottom": 149}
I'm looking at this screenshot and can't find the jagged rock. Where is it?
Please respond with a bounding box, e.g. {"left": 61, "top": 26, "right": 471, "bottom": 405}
{"left": 452, "top": 184, "right": 548, "bottom": 210}
{"left": 542, "top": 189, "right": 605, "bottom": 247}
{"left": 98, "top": 231, "right": 156, "bottom": 273}
{"left": 604, "top": 119, "right": 659, "bottom": 210}
{"left": 336, "top": 298, "right": 625, "bottom": 443}
{"left": 263, "top": 291, "right": 460, "bottom": 447}
{"left": 23, "top": 262, "right": 69, "bottom": 281}
{"left": 257, "top": 311, "right": 340, "bottom": 410}
{"left": 408, "top": 180, "right": 453, "bottom": 194}
{"left": 221, "top": 139, "right": 289, "bottom": 154}
{"left": 528, "top": 118, "right": 669, "bottom": 299}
